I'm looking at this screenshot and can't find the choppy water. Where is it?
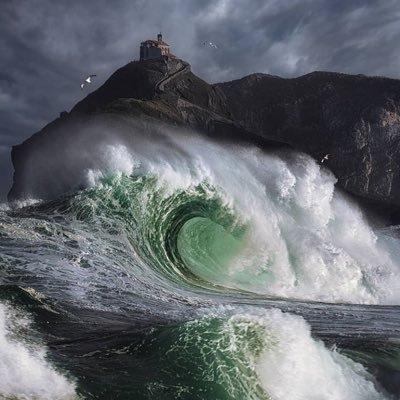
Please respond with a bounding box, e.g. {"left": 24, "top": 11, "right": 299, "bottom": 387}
{"left": 1, "top": 127, "right": 400, "bottom": 399}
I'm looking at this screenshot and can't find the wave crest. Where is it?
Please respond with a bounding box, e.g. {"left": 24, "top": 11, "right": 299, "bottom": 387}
{"left": 59, "top": 135, "right": 400, "bottom": 304}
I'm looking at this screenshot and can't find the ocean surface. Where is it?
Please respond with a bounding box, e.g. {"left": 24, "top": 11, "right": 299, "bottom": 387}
{"left": 1, "top": 128, "right": 400, "bottom": 399}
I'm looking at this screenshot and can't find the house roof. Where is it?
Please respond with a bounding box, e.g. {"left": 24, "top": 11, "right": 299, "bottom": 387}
{"left": 141, "top": 39, "right": 169, "bottom": 46}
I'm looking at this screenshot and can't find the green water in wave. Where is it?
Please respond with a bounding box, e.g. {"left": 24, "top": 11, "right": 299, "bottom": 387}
{"left": 71, "top": 174, "right": 247, "bottom": 290}
{"left": 1, "top": 174, "right": 397, "bottom": 399}
{"left": 128, "top": 314, "right": 271, "bottom": 400}
{"left": 177, "top": 217, "right": 244, "bottom": 286}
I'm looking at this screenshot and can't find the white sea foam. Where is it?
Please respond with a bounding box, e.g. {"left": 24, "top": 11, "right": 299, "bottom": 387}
{"left": 79, "top": 129, "right": 400, "bottom": 304}
{"left": 84, "top": 144, "right": 139, "bottom": 188}
{"left": 7, "top": 198, "right": 43, "bottom": 209}
{"left": 0, "top": 203, "right": 10, "bottom": 211}
{"left": 0, "top": 302, "right": 78, "bottom": 399}
{"left": 15, "top": 120, "right": 400, "bottom": 304}
{"left": 197, "top": 307, "right": 386, "bottom": 399}
{"left": 253, "top": 309, "right": 386, "bottom": 400}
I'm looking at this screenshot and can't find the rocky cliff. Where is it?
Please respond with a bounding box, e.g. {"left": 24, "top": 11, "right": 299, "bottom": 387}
{"left": 9, "top": 57, "right": 400, "bottom": 220}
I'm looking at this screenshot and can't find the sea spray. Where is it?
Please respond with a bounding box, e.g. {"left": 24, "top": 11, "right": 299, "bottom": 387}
{"left": 0, "top": 301, "right": 77, "bottom": 399}
{"left": 134, "top": 307, "right": 388, "bottom": 399}
{"left": 3, "top": 125, "right": 400, "bottom": 398}
{"left": 68, "top": 132, "right": 400, "bottom": 304}
{"left": 255, "top": 309, "right": 386, "bottom": 400}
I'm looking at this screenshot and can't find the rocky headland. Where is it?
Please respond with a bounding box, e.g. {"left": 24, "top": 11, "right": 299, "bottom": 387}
{"left": 9, "top": 57, "right": 400, "bottom": 222}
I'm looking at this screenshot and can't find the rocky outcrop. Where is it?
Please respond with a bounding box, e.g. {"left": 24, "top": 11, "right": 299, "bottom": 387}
{"left": 217, "top": 72, "right": 400, "bottom": 208}
{"left": 9, "top": 57, "right": 400, "bottom": 220}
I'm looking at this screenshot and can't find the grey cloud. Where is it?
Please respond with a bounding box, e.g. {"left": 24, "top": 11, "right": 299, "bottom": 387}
{"left": 191, "top": 0, "right": 400, "bottom": 81}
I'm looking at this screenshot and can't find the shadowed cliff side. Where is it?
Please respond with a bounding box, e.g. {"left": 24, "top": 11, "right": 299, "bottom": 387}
{"left": 216, "top": 72, "right": 400, "bottom": 208}
{"left": 9, "top": 57, "right": 400, "bottom": 221}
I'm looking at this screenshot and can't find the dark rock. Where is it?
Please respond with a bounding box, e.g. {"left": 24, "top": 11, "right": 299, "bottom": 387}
{"left": 216, "top": 71, "right": 400, "bottom": 208}
{"left": 9, "top": 57, "right": 400, "bottom": 222}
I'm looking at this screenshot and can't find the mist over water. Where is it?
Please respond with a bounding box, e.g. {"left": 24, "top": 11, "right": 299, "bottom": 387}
{"left": 2, "top": 121, "right": 400, "bottom": 398}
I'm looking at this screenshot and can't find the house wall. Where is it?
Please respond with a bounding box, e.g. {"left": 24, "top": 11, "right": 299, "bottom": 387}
{"left": 140, "top": 44, "right": 162, "bottom": 60}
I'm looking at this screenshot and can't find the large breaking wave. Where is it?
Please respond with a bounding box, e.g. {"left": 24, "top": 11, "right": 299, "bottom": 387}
{"left": 2, "top": 123, "right": 399, "bottom": 398}
{"left": 62, "top": 132, "right": 400, "bottom": 305}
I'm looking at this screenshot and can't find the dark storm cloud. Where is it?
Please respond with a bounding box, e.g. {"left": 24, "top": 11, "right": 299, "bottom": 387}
{"left": 1, "top": 0, "right": 400, "bottom": 200}
{"left": 190, "top": 0, "right": 400, "bottom": 81}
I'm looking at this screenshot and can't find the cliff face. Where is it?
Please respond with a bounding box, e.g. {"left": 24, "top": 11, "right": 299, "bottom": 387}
{"left": 217, "top": 72, "right": 400, "bottom": 207}
{"left": 9, "top": 57, "right": 400, "bottom": 219}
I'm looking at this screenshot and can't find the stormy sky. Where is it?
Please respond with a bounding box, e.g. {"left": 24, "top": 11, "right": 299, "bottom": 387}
{"left": 1, "top": 0, "right": 400, "bottom": 200}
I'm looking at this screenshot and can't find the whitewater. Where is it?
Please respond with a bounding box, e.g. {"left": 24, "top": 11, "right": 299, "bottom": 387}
{"left": 1, "top": 125, "right": 399, "bottom": 399}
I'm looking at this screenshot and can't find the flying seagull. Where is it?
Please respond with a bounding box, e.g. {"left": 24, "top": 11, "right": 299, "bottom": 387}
{"left": 203, "top": 41, "right": 218, "bottom": 49}
{"left": 80, "top": 74, "right": 96, "bottom": 90}
{"left": 321, "top": 154, "right": 330, "bottom": 163}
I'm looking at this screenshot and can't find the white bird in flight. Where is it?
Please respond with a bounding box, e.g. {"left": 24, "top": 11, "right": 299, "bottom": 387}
{"left": 203, "top": 41, "right": 218, "bottom": 49}
{"left": 80, "top": 74, "right": 96, "bottom": 90}
{"left": 321, "top": 154, "right": 330, "bottom": 163}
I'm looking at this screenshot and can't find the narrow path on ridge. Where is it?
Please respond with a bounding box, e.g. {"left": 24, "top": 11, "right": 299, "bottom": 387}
{"left": 155, "top": 60, "right": 190, "bottom": 94}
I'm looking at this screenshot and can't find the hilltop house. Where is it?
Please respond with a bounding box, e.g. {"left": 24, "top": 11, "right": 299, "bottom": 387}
{"left": 140, "top": 33, "right": 172, "bottom": 60}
